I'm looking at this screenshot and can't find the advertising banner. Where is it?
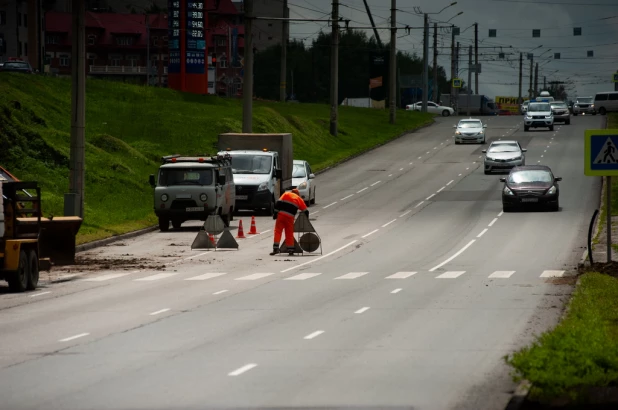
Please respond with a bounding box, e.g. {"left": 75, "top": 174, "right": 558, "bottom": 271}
{"left": 185, "top": 1, "right": 206, "bottom": 74}
{"left": 167, "top": 0, "right": 181, "bottom": 74}
{"left": 495, "top": 96, "right": 521, "bottom": 114}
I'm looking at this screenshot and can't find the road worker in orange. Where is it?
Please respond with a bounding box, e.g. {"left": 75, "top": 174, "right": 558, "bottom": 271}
{"left": 270, "top": 188, "right": 309, "bottom": 256}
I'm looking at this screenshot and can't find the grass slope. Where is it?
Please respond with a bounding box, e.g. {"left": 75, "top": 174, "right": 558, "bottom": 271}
{"left": 0, "top": 73, "right": 433, "bottom": 243}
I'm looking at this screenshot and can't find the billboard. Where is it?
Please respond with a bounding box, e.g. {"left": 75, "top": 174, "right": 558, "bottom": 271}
{"left": 369, "top": 51, "right": 389, "bottom": 102}
{"left": 185, "top": 1, "right": 206, "bottom": 74}
{"left": 495, "top": 96, "right": 521, "bottom": 114}
{"left": 167, "top": 0, "right": 181, "bottom": 74}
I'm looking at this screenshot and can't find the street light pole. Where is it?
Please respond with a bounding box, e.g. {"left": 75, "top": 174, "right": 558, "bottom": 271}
{"left": 389, "top": 0, "right": 396, "bottom": 124}
{"left": 280, "top": 0, "right": 288, "bottom": 102}
{"left": 422, "top": 13, "right": 429, "bottom": 113}
{"left": 146, "top": 13, "right": 150, "bottom": 86}
{"left": 330, "top": 0, "right": 339, "bottom": 136}
{"left": 243, "top": 0, "right": 254, "bottom": 132}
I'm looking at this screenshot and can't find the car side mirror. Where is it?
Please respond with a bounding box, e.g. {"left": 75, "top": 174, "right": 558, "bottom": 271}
{"left": 483, "top": 124, "right": 487, "bottom": 128}
{"left": 149, "top": 174, "right": 156, "bottom": 188}
{"left": 499, "top": 177, "right": 506, "bottom": 182}
{"left": 481, "top": 149, "right": 487, "bottom": 153}
{"left": 522, "top": 148, "right": 527, "bottom": 152}
{"left": 275, "top": 169, "right": 282, "bottom": 179}
{"left": 309, "top": 173, "right": 315, "bottom": 179}
{"left": 555, "top": 177, "right": 562, "bottom": 182}
{"left": 218, "top": 175, "right": 226, "bottom": 185}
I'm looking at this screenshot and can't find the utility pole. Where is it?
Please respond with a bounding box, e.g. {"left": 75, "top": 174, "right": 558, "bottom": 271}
{"left": 474, "top": 23, "right": 478, "bottom": 94}
{"left": 243, "top": 0, "right": 254, "bottom": 132}
{"left": 66, "top": 0, "right": 86, "bottom": 218}
{"left": 450, "top": 25, "right": 455, "bottom": 108}
{"left": 362, "top": 0, "right": 383, "bottom": 48}
{"left": 543, "top": 76, "right": 546, "bottom": 90}
{"left": 146, "top": 13, "right": 150, "bottom": 86}
{"left": 467, "top": 45, "right": 472, "bottom": 116}
{"left": 422, "top": 13, "right": 429, "bottom": 113}
{"left": 280, "top": 0, "right": 288, "bottom": 102}
{"left": 534, "top": 62, "right": 539, "bottom": 98}
{"left": 455, "top": 41, "right": 460, "bottom": 115}
{"left": 433, "top": 22, "right": 438, "bottom": 103}
{"left": 528, "top": 55, "right": 533, "bottom": 100}
{"left": 389, "top": 0, "right": 396, "bottom": 123}
{"left": 518, "top": 52, "right": 522, "bottom": 104}
{"left": 330, "top": 0, "right": 339, "bottom": 136}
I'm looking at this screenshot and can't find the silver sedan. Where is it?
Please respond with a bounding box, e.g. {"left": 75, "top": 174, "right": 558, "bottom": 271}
{"left": 482, "top": 140, "right": 527, "bottom": 175}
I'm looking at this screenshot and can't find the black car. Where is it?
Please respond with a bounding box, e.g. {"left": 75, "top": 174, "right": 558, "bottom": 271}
{"left": 500, "top": 165, "right": 561, "bottom": 212}
{"left": 0, "top": 61, "right": 33, "bottom": 74}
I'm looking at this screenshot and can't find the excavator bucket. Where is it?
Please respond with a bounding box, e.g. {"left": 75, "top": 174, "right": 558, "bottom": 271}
{"left": 38, "top": 217, "right": 83, "bottom": 265}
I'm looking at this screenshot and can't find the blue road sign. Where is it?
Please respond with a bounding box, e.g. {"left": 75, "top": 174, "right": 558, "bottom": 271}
{"left": 585, "top": 130, "right": 618, "bottom": 176}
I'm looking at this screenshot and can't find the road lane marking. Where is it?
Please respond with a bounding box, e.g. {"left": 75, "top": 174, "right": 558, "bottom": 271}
{"left": 386, "top": 272, "right": 417, "bottom": 279}
{"left": 281, "top": 241, "right": 358, "bottom": 273}
{"left": 362, "top": 229, "right": 379, "bottom": 238}
{"left": 400, "top": 210, "right": 413, "bottom": 217}
{"left": 433, "top": 147, "right": 437, "bottom": 150}
{"left": 391, "top": 288, "right": 402, "bottom": 294}
{"left": 400, "top": 168, "right": 404, "bottom": 171}
{"left": 389, "top": 174, "right": 393, "bottom": 177}
{"left": 489, "top": 271, "right": 515, "bottom": 279}
{"left": 236, "top": 273, "right": 275, "bottom": 281}
{"left": 371, "top": 181, "right": 381, "bottom": 186}
{"left": 135, "top": 273, "right": 177, "bottom": 281}
{"left": 541, "top": 155, "right": 544, "bottom": 158}
{"left": 426, "top": 194, "right": 436, "bottom": 200}
{"left": 382, "top": 219, "right": 397, "bottom": 228}
{"left": 304, "top": 330, "right": 324, "bottom": 340}
{"left": 355, "top": 307, "right": 370, "bottom": 314}
{"left": 466, "top": 167, "right": 470, "bottom": 170}
{"left": 429, "top": 240, "right": 476, "bottom": 272}
{"left": 229, "top": 364, "right": 257, "bottom": 376}
{"left": 132, "top": 270, "right": 140, "bottom": 273}
{"left": 458, "top": 173, "right": 462, "bottom": 176}
{"left": 498, "top": 211, "right": 504, "bottom": 217}
{"left": 213, "top": 290, "right": 228, "bottom": 295}
{"left": 418, "top": 156, "right": 422, "bottom": 159}
{"left": 447, "top": 180, "right": 454, "bottom": 186}
{"left": 285, "top": 273, "right": 322, "bottom": 281}
{"left": 183, "top": 251, "right": 210, "bottom": 261}
{"left": 59, "top": 333, "right": 89, "bottom": 342}
{"left": 150, "top": 308, "right": 171, "bottom": 316}
{"left": 477, "top": 229, "right": 488, "bottom": 238}
{"left": 414, "top": 201, "right": 425, "bottom": 208}
{"left": 436, "top": 271, "right": 466, "bottom": 279}
{"left": 335, "top": 272, "right": 369, "bottom": 280}
{"left": 488, "top": 218, "right": 498, "bottom": 227}
{"left": 341, "top": 194, "right": 354, "bottom": 201}
{"left": 323, "top": 202, "right": 337, "bottom": 209}
{"left": 427, "top": 151, "right": 430, "bottom": 154}
{"left": 357, "top": 187, "right": 368, "bottom": 193}
{"left": 540, "top": 270, "right": 565, "bottom": 278}
{"left": 437, "top": 187, "right": 446, "bottom": 193}
{"left": 245, "top": 229, "right": 272, "bottom": 239}
{"left": 185, "top": 272, "right": 227, "bottom": 281}
{"left": 409, "top": 162, "right": 413, "bottom": 165}
{"left": 544, "top": 150, "right": 547, "bottom": 153}
{"left": 30, "top": 291, "right": 51, "bottom": 297}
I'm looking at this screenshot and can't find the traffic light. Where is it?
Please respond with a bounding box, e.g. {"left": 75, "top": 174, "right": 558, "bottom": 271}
{"left": 211, "top": 53, "right": 216, "bottom": 66}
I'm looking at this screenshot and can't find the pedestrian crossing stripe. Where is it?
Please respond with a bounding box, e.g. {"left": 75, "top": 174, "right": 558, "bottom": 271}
{"left": 585, "top": 130, "right": 618, "bottom": 176}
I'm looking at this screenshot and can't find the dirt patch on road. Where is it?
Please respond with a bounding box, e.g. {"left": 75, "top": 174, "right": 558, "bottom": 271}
{"left": 53, "top": 256, "right": 166, "bottom": 273}
{"left": 586, "top": 262, "right": 618, "bottom": 278}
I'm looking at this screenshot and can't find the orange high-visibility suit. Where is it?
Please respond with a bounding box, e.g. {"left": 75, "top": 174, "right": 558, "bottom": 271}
{"left": 271, "top": 189, "right": 308, "bottom": 254}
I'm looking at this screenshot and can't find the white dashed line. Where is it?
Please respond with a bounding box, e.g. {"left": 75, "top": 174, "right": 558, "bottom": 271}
{"left": 341, "top": 194, "right": 354, "bottom": 201}
{"left": 418, "top": 156, "right": 422, "bottom": 159}
{"left": 426, "top": 194, "right": 436, "bottom": 200}
{"left": 182, "top": 252, "right": 210, "bottom": 261}
{"left": 391, "top": 288, "right": 402, "bottom": 294}
{"left": 323, "top": 202, "right": 337, "bottom": 209}
{"left": 30, "top": 291, "right": 51, "bottom": 297}
{"left": 304, "top": 330, "right": 325, "bottom": 340}
{"left": 387, "top": 272, "right": 417, "bottom": 279}
{"left": 409, "top": 162, "right": 413, "bottom": 165}
{"left": 236, "top": 273, "right": 275, "bottom": 281}
{"left": 355, "top": 307, "right": 370, "bottom": 314}
{"left": 357, "top": 187, "right": 368, "bottom": 193}
{"left": 541, "top": 155, "right": 544, "bottom": 158}
{"left": 427, "top": 151, "right": 431, "bottom": 154}
{"left": 458, "top": 173, "right": 462, "bottom": 177}
{"left": 59, "top": 333, "right": 90, "bottom": 342}
{"left": 186, "top": 272, "right": 227, "bottom": 281}
{"left": 400, "top": 210, "right": 412, "bottom": 217}
{"left": 540, "top": 270, "right": 566, "bottom": 278}
{"left": 245, "top": 229, "right": 272, "bottom": 239}
{"left": 498, "top": 211, "right": 504, "bottom": 217}
{"left": 150, "top": 308, "right": 171, "bottom": 316}
{"left": 371, "top": 181, "right": 381, "bottom": 187}
{"left": 447, "top": 180, "right": 454, "bottom": 186}
{"left": 466, "top": 167, "right": 470, "bottom": 170}
{"left": 414, "top": 201, "right": 425, "bottom": 208}
{"left": 382, "top": 219, "right": 397, "bottom": 228}
{"left": 436, "top": 187, "right": 446, "bottom": 193}
{"left": 285, "top": 273, "right": 322, "bottom": 281}
{"left": 429, "top": 240, "right": 476, "bottom": 272}
{"left": 488, "top": 218, "right": 498, "bottom": 227}
{"left": 229, "top": 364, "right": 257, "bottom": 376}
{"left": 433, "top": 147, "right": 437, "bottom": 150}
{"left": 477, "top": 228, "right": 488, "bottom": 238}
{"left": 335, "top": 272, "right": 369, "bottom": 280}
{"left": 489, "top": 271, "right": 515, "bottom": 279}
{"left": 400, "top": 168, "right": 404, "bottom": 171}
{"left": 281, "top": 241, "right": 358, "bottom": 273}
{"left": 362, "top": 229, "right": 379, "bottom": 238}
{"left": 213, "top": 290, "right": 229, "bottom": 295}
{"left": 389, "top": 174, "right": 393, "bottom": 177}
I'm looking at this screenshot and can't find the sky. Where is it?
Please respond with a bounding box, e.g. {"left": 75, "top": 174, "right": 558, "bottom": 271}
{"left": 282, "top": 0, "right": 618, "bottom": 100}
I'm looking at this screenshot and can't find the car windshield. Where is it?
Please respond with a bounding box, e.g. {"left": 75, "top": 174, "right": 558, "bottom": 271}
{"left": 158, "top": 168, "right": 213, "bottom": 186}
{"left": 230, "top": 154, "right": 272, "bottom": 174}
{"left": 3, "top": 62, "right": 28, "bottom": 69}
{"left": 458, "top": 121, "right": 482, "bottom": 128}
{"left": 577, "top": 98, "right": 593, "bottom": 103}
{"left": 292, "top": 164, "right": 306, "bottom": 178}
{"left": 528, "top": 103, "right": 551, "bottom": 112}
{"left": 488, "top": 144, "right": 519, "bottom": 153}
{"left": 509, "top": 170, "right": 553, "bottom": 184}
{"left": 551, "top": 103, "right": 567, "bottom": 108}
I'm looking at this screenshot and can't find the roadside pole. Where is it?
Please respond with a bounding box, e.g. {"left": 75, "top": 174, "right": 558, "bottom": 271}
{"left": 518, "top": 53, "right": 522, "bottom": 104}
{"left": 433, "top": 22, "right": 438, "bottom": 103}
{"left": 467, "top": 45, "right": 471, "bottom": 116}
{"left": 474, "top": 23, "right": 478, "bottom": 94}
{"left": 242, "top": 0, "right": 254, "bottom": 132}
{"left": 389, "top": 0, "right": 396, "bottom": 124}
{"left": 421, "top": 13, "right": 429, "bottom": 113}
{"left": 280, "top": 0, "right": 288, "bottom": 102}
{"left": 608, "top": 176, "right": 612, "bottom": 263}
{"left": 330, "top": 0, "right": 339, "bottom": 136}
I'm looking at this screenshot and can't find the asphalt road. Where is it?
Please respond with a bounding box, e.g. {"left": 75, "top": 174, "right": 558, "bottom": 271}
{"left": 0, "top": 114, "right": 602, "bottom": 410}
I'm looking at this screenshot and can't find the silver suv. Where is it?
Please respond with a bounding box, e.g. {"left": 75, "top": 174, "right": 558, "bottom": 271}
{"left": 572, "top": 96, "right": 596, "bottom": 116}
{"left": 524, "top": 102, "right": 554, "bottom": 132}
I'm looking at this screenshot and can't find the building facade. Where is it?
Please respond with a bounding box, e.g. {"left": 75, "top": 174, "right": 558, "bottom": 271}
{"left": 232, "top": 0, "right": 284, "bottom": 52}
{"left": 0, "top": 0, "right": 30, "bottom": 64}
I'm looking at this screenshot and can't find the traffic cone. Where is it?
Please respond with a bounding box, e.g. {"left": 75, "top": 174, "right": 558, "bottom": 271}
{"left": 248, "top": 216, "right": 258, "bottom": 234}
{"left": 237, "top": 219, "right": 246, "bottom": 238}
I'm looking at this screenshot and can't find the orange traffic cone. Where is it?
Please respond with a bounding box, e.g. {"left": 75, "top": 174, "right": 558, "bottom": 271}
{"left": 248, "top": 216, "right": 258, "bottom": 235}
{"left": 209, "top": 233, "right": 216, "bottom": 244}
{"left": 237, "top": 219, "right": 246, "bottom": 239}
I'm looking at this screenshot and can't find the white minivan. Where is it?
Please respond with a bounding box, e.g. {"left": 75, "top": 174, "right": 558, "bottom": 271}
{"left": 594, "top": 92, "right": 618, "bottom": 115}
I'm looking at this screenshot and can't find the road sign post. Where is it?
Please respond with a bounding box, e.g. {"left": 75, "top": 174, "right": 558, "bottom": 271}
{"left": 585, "top": 129, "right": 618, "bottom": 262}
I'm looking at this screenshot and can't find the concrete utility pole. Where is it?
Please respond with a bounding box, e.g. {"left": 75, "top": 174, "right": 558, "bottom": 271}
{"left": 467, "top": 45, "right": 472, "bottom": 116}
{"left": 389, "top": 0, "right": 396, "bottom": 124}
{"left": 529, "top": 56, "right": 533, "bottom": 100}
{"left": 421, "top": 13, "right": 429, "bottom": 113}
{"left": 543, "top": 76, "right": 546, "bottom": 90}
{"left": 362, "top": 0, "right": 383, "bottom": 48}
{"left": 146, "top": 13, "right": 151, "bottom": 86}
{"left": 243, "top": 0, "right": 254, "bottom": 132}
{"left": 330, "top": 0, "right": 339, "bottom": 136}
{"left": 433, "top": 22, "right": 438, "bottom": 103}
{"left": 518, "top": 52, "right": 522, "bottom": 104}
{"left": 534, "top": 62, "right": 539, "bottom": 97}
{"left": 66, "top": 0, "right": 86, "bottom": 218}
{"left": 474, "top": 22, "right": 478, "bottom": 94}
{"left": 280, "top": 0, "right": 288, "bottom": 102}
{"left": 450, "top": 25, "right": 455, "bottom": 108}
{"left": 455, "top": 41, "right": 460, "bottom": 115}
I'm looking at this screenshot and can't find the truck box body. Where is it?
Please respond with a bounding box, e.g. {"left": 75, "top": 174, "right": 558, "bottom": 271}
{"left": 442, "top": 94, "right": 497, "bottom": 115}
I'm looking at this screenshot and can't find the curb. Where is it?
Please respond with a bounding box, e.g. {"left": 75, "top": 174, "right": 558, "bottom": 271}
{"left": 75, "top": 225, "right": 158, "bottom": 254}
{"left": 504, "top": 380, "right": 532, "bottom": 410}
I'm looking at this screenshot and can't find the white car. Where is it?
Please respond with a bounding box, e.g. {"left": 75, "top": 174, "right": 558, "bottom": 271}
{"left": 454, "top": 118, "right": 487, "bottom": 144}
{"left": 406, "top": 102, "right": 455, "bottom": 117}
{"left": 292, "top": 160, "right": 316, "bottom": 205}
{"left": 482, "top": 140, "right": 526, "bottom": 174}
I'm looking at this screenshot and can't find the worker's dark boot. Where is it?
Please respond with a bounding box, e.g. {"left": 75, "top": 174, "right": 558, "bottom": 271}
{"left": 288, "top": 250, "right": 295, "bottom": 256}
{"left": 270, "top": 246, "right": 280, "bottom": 256}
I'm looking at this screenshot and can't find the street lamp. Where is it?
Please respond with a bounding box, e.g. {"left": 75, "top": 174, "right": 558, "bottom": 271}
{"left": 445, "top": 11, "right": 464, "bottom": 24}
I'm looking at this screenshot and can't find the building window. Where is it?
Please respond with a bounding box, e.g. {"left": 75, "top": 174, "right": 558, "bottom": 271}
{"left": 116, "top": 37, "right": 133, "bottom": 46}
{"left": 109, "top": 54, "right": 122, "bottom": 66}
{"left": 217, "top": 38, "right": 225, "bottom": 47}
{"left": 0, "top": 11, "right": 6, "bottom": 25}
{"left": 152, "top": 36, "right": 158, "bottom": 46}
{"left": 46, "top": 35, "right": 60, "bottom": 45}
{"left": 88, "top": 35, "right": 96, "bottom": 45}
{"left": 127, "top": 55, "right": 139, "bottom": 67}
{"left": 59, "top": 55, "right": 70, "bottom": 67}
{"left": 87, "top": 53, "right": 97, "bottom": 66}
{"left": 219, "top": 56, "right": 228, "bottom": 68}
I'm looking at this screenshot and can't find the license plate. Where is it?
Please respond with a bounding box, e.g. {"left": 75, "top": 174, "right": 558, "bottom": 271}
{"left": 521, "top": 198, "right": 538, "bottom": 203}
{"left": 186, "top": 207, "right": 205, "bottom": 212}
{"left": 176, "top": 194, "right": 191, "bottom": 199}
{"left": 236, "top": 195, "right": 248, "bottom": 200}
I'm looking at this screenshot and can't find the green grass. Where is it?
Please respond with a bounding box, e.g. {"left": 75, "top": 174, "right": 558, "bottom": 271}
{"left": 0, "top": 73, "right": 433, "bottom": 244}
{"left": 506, "top": 272, "right": 618, "bottom": 403}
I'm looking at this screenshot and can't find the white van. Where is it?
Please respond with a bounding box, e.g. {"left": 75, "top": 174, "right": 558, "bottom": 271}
{"left": 594, "top": 92, "right": 618, "bottom": 115}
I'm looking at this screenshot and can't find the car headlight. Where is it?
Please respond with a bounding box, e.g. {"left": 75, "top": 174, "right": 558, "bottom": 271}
{"left": 546, "top": 115, "right": 553, "bottom": 119}
{"left": 257, "top": 181, "right": 269, "bottom": 191}
{"left": 525, "top": 115, "right": 531, "bottom": 120}
{"left": 591, "top": 104, "right": 595, "bottom": 108}
{"left": 503, "top": 187, "right": 514, "bottom": 196}
{"left": 486, "top": 156, "right": 495, "bottom": 161}
{"left": 200, "top": 193, "right": 208, "bottom": 202}
{"left": 298, "top": 181, "right": 307, "bottom": 189}
{"left": 547, "top": 186, "right": 557, "bottom": 195}
{"left": 161, "top": 194, "right": 169, "bottom": 202}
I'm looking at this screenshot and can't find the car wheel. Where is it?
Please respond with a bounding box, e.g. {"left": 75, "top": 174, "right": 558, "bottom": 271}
{"left": 549, "top": 125, "right": 554, "bottom": 131}
{"left": 566, "top": 120, "right": 570, "bottom": 125}
{"left": 158, "top": 217, "right": 170, "bottom": 232}
{"left": 171, "top": 219, "right": 182, "bottom": 229}
{"left": 27, "top": 250, "right": 39, "bottom": 291}
{"left": 573, "top": 112, "right": 578, "bottom": 116}
{"left": 266, "top": 196, "right": 275, "bottom": 216}
{"left": 8, "top": 250, "right": 29, "bottom": 292}
{"left": 442, "top": 110, "right": 451, "bottom": 117}
{"left": 550, "top": 199, "right": 559, "bottom": 212}
{"left": 481, "top": 138, "right": 486, "bottom": 144}
{"left": 310, "top": 188, "right": 316, "bottom": 205}
{"left": 524, "top": 126, "right": 529, "bottom": 132}
{"left": 599, "top": 107, "right": 607, "bottom": 115}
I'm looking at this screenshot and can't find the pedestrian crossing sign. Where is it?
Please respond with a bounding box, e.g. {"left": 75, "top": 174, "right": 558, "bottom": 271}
{"left": 585, "top": 130, "right": 618, "bottom": 176}
{"left": 452, "top": 78, "right": 462, "bottom": 88}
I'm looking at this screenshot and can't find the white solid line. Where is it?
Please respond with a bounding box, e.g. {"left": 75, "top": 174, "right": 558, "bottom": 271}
{"left": 382, "top": 219, "right": 397, "bottom": 228}
{"left": 213, "top": 290, "right": 228, "bottom": 295}
{"left": 132, "top": 270, "right": 140, "bottom": 273}
{"left": 400, "top": 210, "right": 412, "bottom": 217}
{"left": 436, "top": 271, "right": 466, "bottom": 279}
{"left": 183, "top": 251, "right": 209, "bottom": 261}
{"left": 426, "top": 194, "right": 436, "bottom": 200}
{"left": 477, "top": 228, "right": 488, "bottom": 238}
{"left": 341, "top": 194, "right": 354, "bottom": 201}
{"left": 185, "top": 272, "right": 227, "bottom": 281}
{"left": 229, "top": 364, "right": 257, "bottom": 376}
{"left": 414, "top": 201, "right": 425, "bottom": 208}
{"left": 386, "top": 271, "right": 417, "bottom": 279}
{"left": 489, "top": 271, "right": 515, "bottom": 279}
{"left": 498, "top": 211, "right": 504, "bottom": 217}
{"left": 281, "top": 240, "right": 358, "bottom": 273}
{"left": 429, "top": 240, "right": 476, "bottom": 272}
{"left": 135, "top": 273, "right": 177, "bottom": 281}
{"left": 245, "top": 229, "right": 272, "bottom": 239}
{"left": 59, "top": 333, "right": 90, "bottom": 342}
{"left": 30, "top": 291, "right": 51, "bottom": 297}
{"left": 488, "top": 218, "right": 498, "bottom": 227}
{"left": 355, "top": 307, "right": 370, "bottom": 314}
{"left": 362, "top": 229, "right": 379, "bottom": 238}
{"left": 150, "top": 308, "right": 171, "bottom": 316}
{"left": 436, "top": 187, "right": 446, "bottom": 193}
{"left": 540, "top": 270, "right": 566, "bottom": 278}
{"left": 371, "top": 181, "right": 381, "bottom": 186}
{"left": 335, "top": 272, "right": 369, "bottom": 280}
{"left": 236, "top": 273, "right": 275, "bottom": 281}
{"left": 304, "top": 330, "right": 325, "bottom": 340}
{"left": 391, "top": 288, "right": 402, "bottom": 294}
{"left": 447, "top": 180, "right": 454, "bottom": 186}
{"left": 285, "top": 272, "right": 322, "bottom": 281}
{"left": 357, "top": 187, "right": 368, "bottom": 193}
{"left": 323, "top": 202, "right": 337, "bottom": 209}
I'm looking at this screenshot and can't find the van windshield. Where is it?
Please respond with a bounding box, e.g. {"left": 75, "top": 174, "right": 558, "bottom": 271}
{"left": 230, "top": 154, "right": 272, "bottom": 175}
{"left": 158, "top": 168, "right": 213, "bottom": 186}
{"left": 577, "top": 97, "right": 593, "bottom": 103}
